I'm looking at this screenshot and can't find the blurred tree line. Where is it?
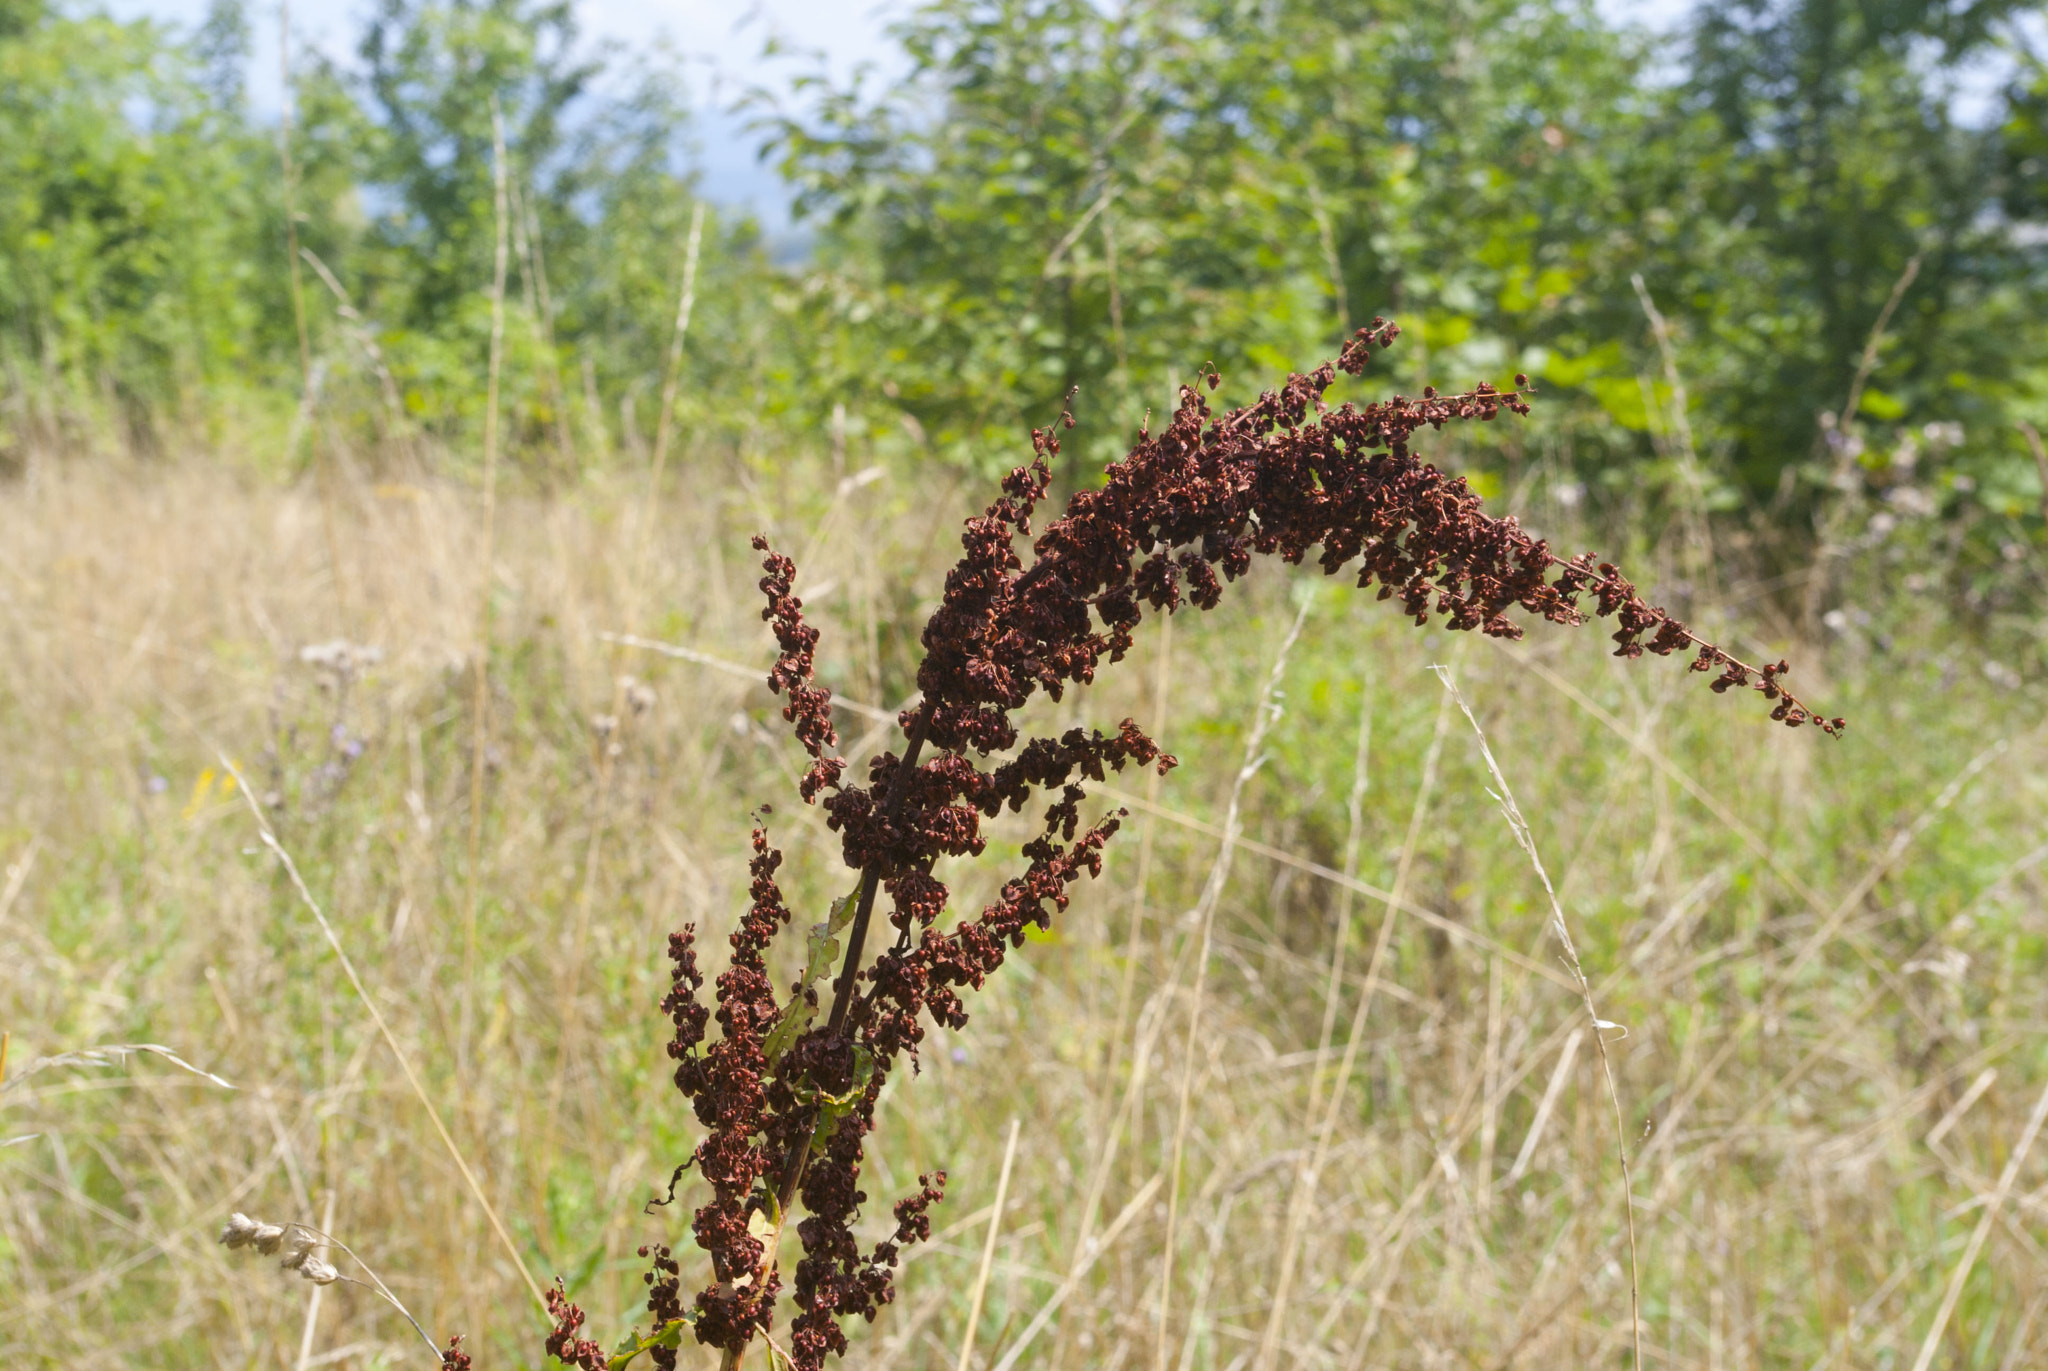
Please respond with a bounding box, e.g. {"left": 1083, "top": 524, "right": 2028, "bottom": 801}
{"left": 2, "top": 0, "right": 2046, "bottom": 565}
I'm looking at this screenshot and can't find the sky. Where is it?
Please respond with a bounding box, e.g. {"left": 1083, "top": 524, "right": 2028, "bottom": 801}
{"left": 93, "top": 0, "right": 920, "bottom": 223}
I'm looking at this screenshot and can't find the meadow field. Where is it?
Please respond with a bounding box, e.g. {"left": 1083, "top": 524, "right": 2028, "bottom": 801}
{"left": 2, "top": 421, "right": 2044, "bottom": 1369}
{"left": 5, "top": 0, "right": 2048, "bottom": 1363}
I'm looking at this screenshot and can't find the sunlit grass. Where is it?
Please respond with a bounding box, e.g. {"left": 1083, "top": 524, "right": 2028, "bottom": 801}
{"left": 2, "top": 446, "right": 2043, "bottom": 1369}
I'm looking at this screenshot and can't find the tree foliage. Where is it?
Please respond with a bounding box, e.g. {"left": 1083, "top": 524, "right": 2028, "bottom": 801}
{"left": 0, "top": 0, "right": 2042, "bottom": 545}
{"left": 769, "top": 1, "right": 2044, "bottom": 517}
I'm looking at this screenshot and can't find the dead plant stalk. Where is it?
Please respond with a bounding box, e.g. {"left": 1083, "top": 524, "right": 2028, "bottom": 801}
{"left": 1432, "top": 666, "right": 1643, "bottom": 1369}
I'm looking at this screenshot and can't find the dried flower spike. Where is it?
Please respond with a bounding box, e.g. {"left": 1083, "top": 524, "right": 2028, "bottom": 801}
{"left": 626, "top": 323, "right": 1838, "bottom": 1371}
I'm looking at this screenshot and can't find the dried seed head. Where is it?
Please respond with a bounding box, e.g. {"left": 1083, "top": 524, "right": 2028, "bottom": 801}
{"left": 219, "top": 1213, "right": 263, "bottom": 1249}
{"left": 298, "top": 640, "right": 383, "bottom": 678}
{"left": 298, "top": 1257, "right": 340, "bottom": 1285}
{"left": 643, "top": 325, "right": 1838, "bottom": 1371}
{"left": 278, "top": 1230, "right": 319, "bottom": 1268}
{"left": 221, "top": 1212, "right": 297, "bottom": 1261}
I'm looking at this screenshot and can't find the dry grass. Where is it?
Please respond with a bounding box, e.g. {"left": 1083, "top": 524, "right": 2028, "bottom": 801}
{"left": 1, "top": 443, "right": 2045, "bottom": 1370}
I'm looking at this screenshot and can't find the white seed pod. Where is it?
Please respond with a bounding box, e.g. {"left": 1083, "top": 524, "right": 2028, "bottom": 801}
{"left": 252, "top": 1223, "right": 289, "bottom": 1255}
{"left": 298, "top": 1257, "right": 340, "bottom": 1285}
{"left": 278, "top": 1231, "right": 319, "bottom": 1269}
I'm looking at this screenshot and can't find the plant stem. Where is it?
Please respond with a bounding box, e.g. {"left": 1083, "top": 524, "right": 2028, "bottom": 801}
{"left": 717, "top": 710, "right": 933, "bottom": 1371}
{"left": 463, "top": 96, "right": 511, "bottom": 1064}
{"left": 223, "top": 757, "right": 550, "bottom": 1316}
{"left": 826, "top": 709, "right": 929, "bottom": 1037}
{"left": 773, "top": 706, "right": 930, "bottom": 1201}
{"left": 954, "top": 1118, "right": 1022, "bottom": 1371}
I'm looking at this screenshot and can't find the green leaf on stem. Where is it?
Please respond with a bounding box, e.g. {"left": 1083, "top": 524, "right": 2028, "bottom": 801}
{"left": 761, "top": 890, "right": 856, "bottom": 1066}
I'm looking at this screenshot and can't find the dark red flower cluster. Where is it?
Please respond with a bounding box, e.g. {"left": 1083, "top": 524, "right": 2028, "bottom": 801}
{"left": 755, "top": 538, "right": 848, "bottom": 801}
{"left": 635, "top": 1242, "right": 687, "bottom": 1371}
{"left": 544, "top": 1281, "right": 609, "bottom": 1371}
{"left": 614, "top": 322, "right": 1838, "bottom": 1371}
{"left": 656, "top": 827, "right": 800, "bottom": 1349}
{"left": 438, "top": 1335, "right": 472, "bottom": 1371}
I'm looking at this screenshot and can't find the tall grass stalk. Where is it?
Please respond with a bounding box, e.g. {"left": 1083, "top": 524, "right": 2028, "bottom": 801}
{"left": 1156, "top": 598, "right": 1308, "bottom": 1371}
{"left": 1101, "top": 611, "right": 1171, "bottom": 1113}
{"left": 508, "top": 176, "right": 576, "bottom": 473}
{"left": 463, "top": 98, "right": 513, "bottom": 1058}
{"left": 223, "top": 757, "right": 548, "bottom": 1314}
{"left": 1431, "top": 666, "right": 1643, "bottom": 1369}
{"left": 1801, "top": 253, "right": 1924, "bottom": 634}
{"left": 1629, "top": 273, "right": 1715, "bottom": 589}
{"left": 1910, "top": 1076, "right": 2048, "bottom": 1371}
{"left": 275, "top": 0, "right": 350, "bottom": 630}
{"left": 952, "top": 1117, "right": 1020, "bottom": 1371}
{"left": 1252, "top": 671, "right": 1370, "bottom": 1371}
{"left": 646, "top": 201, "right": 706, "bottom": 531}
{"left": 290, "top": 1192, "right": 338, "bottom": 1371}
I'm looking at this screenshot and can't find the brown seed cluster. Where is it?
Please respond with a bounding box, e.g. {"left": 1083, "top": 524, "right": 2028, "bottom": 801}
{"left": 544, "top": 1280, "right": 610, "bottom": 1370}
{"left": 565, "top": 322, "right": 1838, "bottom": 1371}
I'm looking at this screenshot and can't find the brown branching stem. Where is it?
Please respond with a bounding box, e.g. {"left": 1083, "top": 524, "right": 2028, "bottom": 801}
{"left": 773, "top": 706, "right": 931, "bottom": 1208}
{"left": 708, "top": 707, "right": 937, "bottom": 1371}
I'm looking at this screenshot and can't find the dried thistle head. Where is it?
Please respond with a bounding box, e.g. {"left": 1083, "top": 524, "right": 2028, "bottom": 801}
{"left": 622, "top": 675, "right": 658, "bottom": 716}
{"left": 297, "top": 639, "right": 382, "bottom": 682}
